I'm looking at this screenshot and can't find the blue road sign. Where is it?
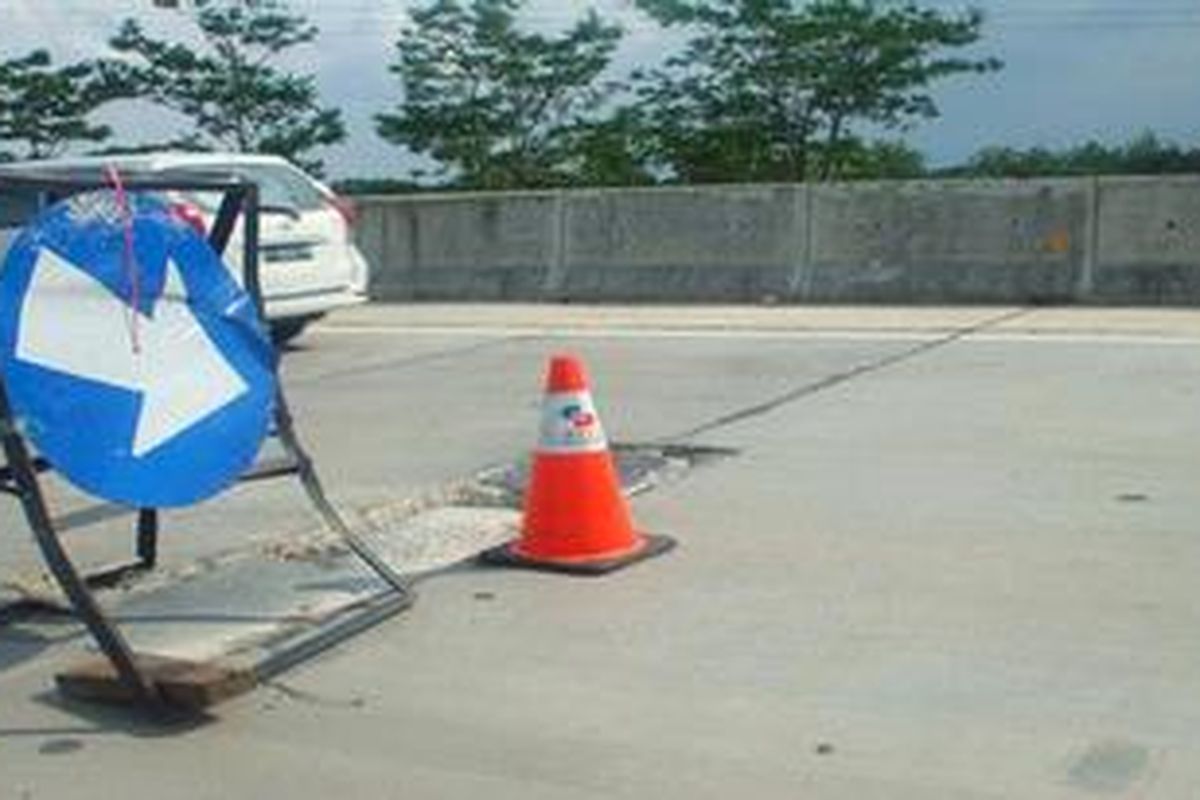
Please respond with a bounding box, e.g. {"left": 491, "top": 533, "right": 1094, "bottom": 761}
{"left": 0, "top": 190, "right": 276, "bottom": 507}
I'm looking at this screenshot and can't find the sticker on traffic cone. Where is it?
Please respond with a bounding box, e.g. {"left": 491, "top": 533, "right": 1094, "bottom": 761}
{"left": 482, "top": 355, "right": 675, "bottom": 575}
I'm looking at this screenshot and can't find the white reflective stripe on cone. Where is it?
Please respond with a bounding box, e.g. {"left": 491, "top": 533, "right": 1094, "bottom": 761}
{"left": 538, "top": 390, "right": 608, "bottom": 454}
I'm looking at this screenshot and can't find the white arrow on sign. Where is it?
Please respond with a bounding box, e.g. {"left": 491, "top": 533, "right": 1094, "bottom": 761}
{"left": 15, "top": 247, "right": 250, "bottom": 457}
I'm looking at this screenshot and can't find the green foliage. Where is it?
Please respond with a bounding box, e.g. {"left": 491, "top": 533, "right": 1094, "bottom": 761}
{"left": 0, "top": 50, "right": 116, "bottom": 160}
{"left": 376, "top": 0, "right": 627, "bottom": 189}
{"left": 836, "top": 138, "right": 927, "bottom": 179}
{"left": 89, "top": 134, "right": 210, "bottom": 157}
{"left": 106, "top": 0, "right": 344, "bottom": 173}
{"left": 332, "top": 177, "right": 428, "bottom": 195}
{"left": 561, "top": 108, "right": 659, "bottom": 187}
{"left": 633, "top": 0, "right": 999, "bottom": 182}
{"left": 952, "top": 132, "right": 1200, "bottom": 178}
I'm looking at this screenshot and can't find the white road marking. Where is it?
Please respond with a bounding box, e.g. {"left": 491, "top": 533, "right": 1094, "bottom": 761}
{"left": 313, "top": 323, "right": 1200, "bottom": 347}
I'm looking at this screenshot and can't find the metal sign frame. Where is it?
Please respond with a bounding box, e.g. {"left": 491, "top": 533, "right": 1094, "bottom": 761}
{"left": 0, "top": 171, "right": 412, "bottom": 709}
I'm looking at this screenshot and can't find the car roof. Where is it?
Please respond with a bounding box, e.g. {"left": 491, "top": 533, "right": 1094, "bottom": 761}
{"left": 0, "top": 151, "right": 291, "bottom": 175}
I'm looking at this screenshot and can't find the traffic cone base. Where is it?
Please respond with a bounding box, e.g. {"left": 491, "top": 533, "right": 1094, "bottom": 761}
{"left": 482, "top": 532, "right": 675, "bottom": 576}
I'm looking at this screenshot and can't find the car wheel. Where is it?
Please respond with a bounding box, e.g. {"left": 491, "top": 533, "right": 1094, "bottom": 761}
{"left": 270, "top": 317, "right": 315, "bottom": 346}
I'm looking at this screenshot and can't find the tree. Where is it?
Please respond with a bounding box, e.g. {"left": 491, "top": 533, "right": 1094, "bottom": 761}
{"left": 0, "top": 50, "right": 116, "bottom": 160}
{"left": 376, "top": 0, "right": 625, "bottom": 189}
{"left": 952, "top": 132, "right": 1200, "bottom": 178}
{"left": 106, "top": 0, "right": 344, "bottom": 172}
{"left": 837, "top": 138, "right": 926, "bottom": 179}
{"left": 561, "top": 108, "right": 659, "bottom": 187}
{"left": 633, "top": 0, "right": 1000, "bottom": 182}
{"left": 953, "top": 145, "right": 1063, "bottom": 178}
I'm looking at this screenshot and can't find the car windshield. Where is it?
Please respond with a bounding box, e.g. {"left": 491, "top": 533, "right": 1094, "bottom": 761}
{"left": 0, "top": 186, "right": 41, "bottom": 228}
{"left": 184, "top": 163, "right": 326, "bottom": 215}
{"left": 0, "top": 161, "right": 328, "bottom": 222}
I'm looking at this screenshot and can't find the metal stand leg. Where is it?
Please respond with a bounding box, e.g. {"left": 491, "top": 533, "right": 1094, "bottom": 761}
{"left": 136, "top": 508, "right": 158, "bottom": 568}
{"left": 271, "top": 392, "right": 414, "bottom": 604}
{"left": 0, "top": 394, "right": 157, "bottom": 707}
{"left": 238, "top": 183, "right": 409, "bottom": 602}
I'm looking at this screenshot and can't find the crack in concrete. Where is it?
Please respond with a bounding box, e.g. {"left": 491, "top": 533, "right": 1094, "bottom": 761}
{"left": 662, "top": 307, "right": 1035, "bottom": 442}
{"left": 287, "top": 334, "right": 539, "bottom": 385}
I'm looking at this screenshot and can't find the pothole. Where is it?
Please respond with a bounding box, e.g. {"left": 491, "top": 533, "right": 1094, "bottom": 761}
{"left": 352, "top": 443, "right": 737, "bottom": 575}
{"left": 470, "top": 442, "right": 738, "bottom": 507}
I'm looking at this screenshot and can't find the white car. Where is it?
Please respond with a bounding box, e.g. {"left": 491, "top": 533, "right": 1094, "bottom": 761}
{"left": 0, "top": 152, "right": 369, "bottom": 343}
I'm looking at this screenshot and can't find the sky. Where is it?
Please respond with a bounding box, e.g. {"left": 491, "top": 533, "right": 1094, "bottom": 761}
{"left": 4, "top": 0, "right": 1200, "bottom": 179}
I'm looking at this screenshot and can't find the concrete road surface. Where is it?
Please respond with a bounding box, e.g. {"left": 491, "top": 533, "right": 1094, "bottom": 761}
{"left": 3, "top": 304, "right": 1200, "bottom": 798}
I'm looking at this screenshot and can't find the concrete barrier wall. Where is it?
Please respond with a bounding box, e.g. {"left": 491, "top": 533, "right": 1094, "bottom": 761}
{"left": 560, "top": 185, "right": 800, "bottom": 302}
{"left": 807, "top": 180, "right": 1088, "bottom": 303}
{"left": 1095, "top": 176, "right": 1200, "bottom": 304}
{"left": 355, "top": 175, "right": 1200, "bottom": 305}
{"left": 355, "top": 192, "right": 559, "bottom": 300}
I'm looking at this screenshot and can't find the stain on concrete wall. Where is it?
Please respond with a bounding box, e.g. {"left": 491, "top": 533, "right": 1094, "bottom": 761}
{"left": 358, "top": 192, "right": 558, "bottom": 300}
{"left": 562, "top": 185, "right": 799, "bottom": 302}
{"left": 807, "top": 180, "right": 1087, "bottom": 303}
{"left": 1095, "top": 176, "right": 1200, "bottom": 304}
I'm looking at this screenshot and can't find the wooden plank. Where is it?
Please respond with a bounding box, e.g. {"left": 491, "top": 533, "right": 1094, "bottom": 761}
{"left": 56, "top": 653, "right": 256, "bottom": 710}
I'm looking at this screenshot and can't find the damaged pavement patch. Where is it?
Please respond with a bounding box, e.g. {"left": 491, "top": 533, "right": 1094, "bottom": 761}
{"left": 13, "top": 443, "right": 732, "bottom": 700}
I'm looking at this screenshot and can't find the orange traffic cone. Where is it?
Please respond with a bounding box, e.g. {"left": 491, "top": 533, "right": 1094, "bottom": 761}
{"left": 482, "top": 354, "right": 675, "bottom": 575}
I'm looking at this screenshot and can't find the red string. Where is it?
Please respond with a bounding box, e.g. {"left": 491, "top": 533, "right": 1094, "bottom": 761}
{"left": 104, "top": 164, "right": 141, "bottom": 354}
